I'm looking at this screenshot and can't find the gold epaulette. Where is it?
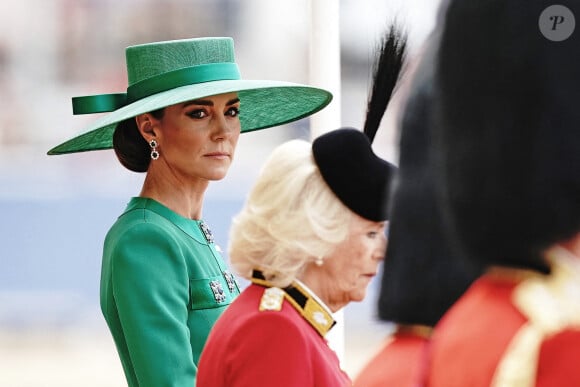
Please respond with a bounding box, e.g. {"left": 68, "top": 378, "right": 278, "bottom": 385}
{"left": 251, "top": 270, "right": 336, "bottom": 337}
{"left": 491, "top": 246, "right": 580, "bottom": 387}
{"left": 259, "top": 287, "right": 285, "bottom": 311}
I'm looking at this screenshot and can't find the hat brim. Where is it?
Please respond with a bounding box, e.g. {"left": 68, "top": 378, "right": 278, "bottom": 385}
{"left": 48, "top": 80, "right": 332, "bottom": 155}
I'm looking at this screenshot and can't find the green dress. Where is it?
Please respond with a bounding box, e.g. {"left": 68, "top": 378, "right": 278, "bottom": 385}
{"left": 100, "top": 197, "right": 240, "bottom": 386}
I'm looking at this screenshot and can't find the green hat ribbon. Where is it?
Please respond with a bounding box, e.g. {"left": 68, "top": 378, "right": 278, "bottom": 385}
{"left": 72, "top": 62, "right": 240, "bottom": 115}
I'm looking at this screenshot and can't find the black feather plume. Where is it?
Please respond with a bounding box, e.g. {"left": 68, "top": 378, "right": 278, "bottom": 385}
{"left": 363, "top": 24, "right": 407, "bottom": 143}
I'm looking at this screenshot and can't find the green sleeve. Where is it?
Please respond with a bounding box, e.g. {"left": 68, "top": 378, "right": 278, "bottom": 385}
{"left": 111, "top": 222, "right": 195, "bottom": 386}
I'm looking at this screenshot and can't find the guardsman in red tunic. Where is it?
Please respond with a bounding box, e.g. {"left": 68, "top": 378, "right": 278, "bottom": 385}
{"left": 354, "top": 30, "right": 483, "bottom": 387}
{"left": 421, "top": 0, "right": 580, "bottom": 386}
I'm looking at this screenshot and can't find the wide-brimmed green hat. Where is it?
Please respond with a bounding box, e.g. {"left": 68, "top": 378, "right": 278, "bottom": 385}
{"left": 48, "top": 37, "right": 332, "bottom": 155}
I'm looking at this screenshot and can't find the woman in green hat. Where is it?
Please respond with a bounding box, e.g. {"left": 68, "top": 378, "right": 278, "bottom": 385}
{"left": 48, "top": 37, "right": 331, "bottom": 387}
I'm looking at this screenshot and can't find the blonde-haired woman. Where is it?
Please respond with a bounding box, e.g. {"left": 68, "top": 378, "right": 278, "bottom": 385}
{"left": 229, "top": 138, "right": 352, "bottom": 288}
{"left": 196, "top": 128, "right": 397, "bottom": 387}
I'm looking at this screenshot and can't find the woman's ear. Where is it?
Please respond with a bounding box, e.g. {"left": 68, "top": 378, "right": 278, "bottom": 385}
{"left": 135, "top": 113, "right": 157, "bottom": 143}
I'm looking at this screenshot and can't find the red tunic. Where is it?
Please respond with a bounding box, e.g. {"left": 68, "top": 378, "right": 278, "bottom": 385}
{"left": 423, "top": 248, "right": 580, "bottom": 387}
{"left": 197, "top": 282, "right": 351, "bottom": 387}
{"left": 353, "top": 328, "right": 429, "bottom": 387}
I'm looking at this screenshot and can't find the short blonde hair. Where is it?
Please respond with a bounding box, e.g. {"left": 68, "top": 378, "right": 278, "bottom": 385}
{"left": 229, "top": 139, "right": 352, "bottom": 287}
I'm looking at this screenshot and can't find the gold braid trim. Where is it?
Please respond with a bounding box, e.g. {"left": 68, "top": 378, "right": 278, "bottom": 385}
{"left": 395, "top": 324, "right": 433, "bottom": 338}
{"left": 251, "top": 271, "right": 336, "bottom": 337}
{"left": 491, "top": 246, "right": 580, "bottom": 387}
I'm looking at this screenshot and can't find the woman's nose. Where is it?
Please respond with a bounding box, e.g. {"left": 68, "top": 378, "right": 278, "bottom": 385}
{"left": 211, "top": 115, "right": 238, "bottom": 141}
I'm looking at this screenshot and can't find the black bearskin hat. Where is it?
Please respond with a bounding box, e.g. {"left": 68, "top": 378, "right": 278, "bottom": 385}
{"left": 377, "top": 36, "right": 483, "bottom": 326}
{"left": 433, "top": 0, "right": 580, "bottom": 272}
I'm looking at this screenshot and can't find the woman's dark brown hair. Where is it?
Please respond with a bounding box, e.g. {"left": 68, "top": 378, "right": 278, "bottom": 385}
{"left": 113, "top": 108, "right": 165, "bottom": 172}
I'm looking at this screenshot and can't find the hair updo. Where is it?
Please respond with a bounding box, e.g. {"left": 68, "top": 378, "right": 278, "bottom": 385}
{"left": 113, "top": 108, "right": 165, "bottom": 172}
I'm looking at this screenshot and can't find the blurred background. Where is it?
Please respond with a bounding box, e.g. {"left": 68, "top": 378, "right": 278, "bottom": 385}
{"left": 0, "top": 0, "right": 441, "bottom": 385}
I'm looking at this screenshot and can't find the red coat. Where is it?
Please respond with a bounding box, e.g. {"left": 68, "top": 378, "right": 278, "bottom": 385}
{"left": 197, "top": 281, "right": 351, "bottom": 387}
{"left": 353, "top": 327, "right": 429, "bottom": 387}
{"left": 423, "top": 248, "right": 580, "bottom": 387}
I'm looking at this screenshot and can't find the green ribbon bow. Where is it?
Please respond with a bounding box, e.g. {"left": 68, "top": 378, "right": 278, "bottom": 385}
{"left": 72, "top": 62, "right": 241, "bottom": 115}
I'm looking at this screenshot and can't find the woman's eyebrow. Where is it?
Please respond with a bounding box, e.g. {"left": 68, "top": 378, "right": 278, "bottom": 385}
{"left": 183, "top": 97, "right": 240, "bottom": 107}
